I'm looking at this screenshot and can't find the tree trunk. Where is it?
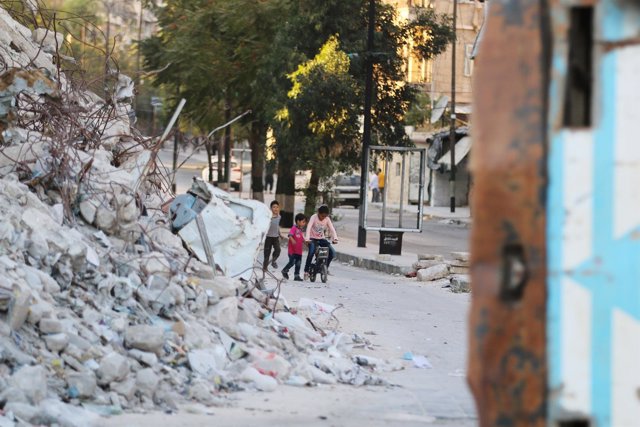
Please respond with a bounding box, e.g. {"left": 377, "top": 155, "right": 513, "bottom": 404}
{"left": 249, "top": 120, "right": 266, "bottom": 202}
{"left": 205, "top": 137, "right": 214, "bottom": 182}
{"left": 276, "top": 152, "right": 296, "bottom": 228}
{"left": 304, "top": 168, "right": 320, "bottom": 219}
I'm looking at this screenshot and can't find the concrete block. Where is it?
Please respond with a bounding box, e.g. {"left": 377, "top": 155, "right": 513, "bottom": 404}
{"left": 416, "top": 264, "right": 450, "bottom": 282}
{"left": 450, "top": 275, "right": 471, "bottom": 293}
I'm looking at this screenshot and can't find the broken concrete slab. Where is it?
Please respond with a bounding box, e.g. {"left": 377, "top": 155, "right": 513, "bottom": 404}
{"left": 416, "top": 264, "right": 450, "bottom": 282}
{"left": 9, "top": 365, "right": 47, "bottom": 405}
{"left": 97, "top": 352, "right": 129, "bottom": 384}
{"left": 174, "top": 182, "right": 270, "bottom": 280}
{"left": 66, "top": 371, "right": 97, "bottom": 399}
{"left": 450, "top": 275, "right": 471, "bottom": 293}
{"left": 124, "top": 325, "right": 165, "bottom": 354}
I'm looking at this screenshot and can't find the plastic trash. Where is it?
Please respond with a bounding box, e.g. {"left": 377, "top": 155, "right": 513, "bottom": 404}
{"left": 241, "top": 367, "right": 277, "bottom": 392}
{"left": 412, "top": 355, "right": 433, "bottom": 369}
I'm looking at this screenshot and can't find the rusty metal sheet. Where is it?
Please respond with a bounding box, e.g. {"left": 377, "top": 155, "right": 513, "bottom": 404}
{"left": 468, "top": 0, "right": 550, "bottom": 425}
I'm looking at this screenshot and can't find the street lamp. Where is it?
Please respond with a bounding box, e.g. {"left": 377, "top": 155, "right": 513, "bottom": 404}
{"left": 357, "top": 0, "right": 376, "bottom": 248}
{"left": 449, "top": 0, "right": 457, "bottom": 213}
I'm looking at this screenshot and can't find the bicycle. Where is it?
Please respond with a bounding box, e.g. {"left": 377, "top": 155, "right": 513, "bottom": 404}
{"left": 308, "top": 245, "right": 330, "bottom": 283}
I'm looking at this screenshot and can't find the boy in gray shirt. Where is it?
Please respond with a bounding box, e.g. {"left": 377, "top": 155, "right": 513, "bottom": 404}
{"left": 263, "top": 200, "right": 282, "bottom": 271}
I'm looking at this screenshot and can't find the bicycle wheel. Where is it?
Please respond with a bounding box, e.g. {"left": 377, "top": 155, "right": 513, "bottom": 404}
{"left": 320, "top": 264, "right": 328, "bottom": 283}
{"left": 309, "top": 267, "right": 317, "bottom": 282}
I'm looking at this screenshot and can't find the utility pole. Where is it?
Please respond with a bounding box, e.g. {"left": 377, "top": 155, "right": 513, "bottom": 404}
{"left": 223, "top": 100, "right": 232, "bottom": 189}
{"left": 449, "top": 0, "right": 457, "bottom": 213}
{"left": 357, "top": 0, "right": 376, "bottom": 248}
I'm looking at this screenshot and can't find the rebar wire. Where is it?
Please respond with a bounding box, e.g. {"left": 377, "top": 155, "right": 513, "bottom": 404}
{"left": 231, "top": 263, "right": 288, "bottom": 317}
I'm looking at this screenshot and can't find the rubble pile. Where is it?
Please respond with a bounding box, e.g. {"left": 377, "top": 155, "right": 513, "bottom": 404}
{"left": 0, "top": 7, "right": 395, "bottom": 426}
{"left": 408, "top": 252, "right": 471, "bottom": 293}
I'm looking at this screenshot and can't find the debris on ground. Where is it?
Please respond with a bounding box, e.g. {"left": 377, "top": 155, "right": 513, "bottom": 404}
{"left": 0, "top": 7, "right": 396, "bottom": 426}
{"left": 406, "top": 252, "right": 471, "bottom": 292}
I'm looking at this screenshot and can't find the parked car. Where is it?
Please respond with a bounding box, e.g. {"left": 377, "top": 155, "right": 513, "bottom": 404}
{"left": 201, "top": 159, "right": 242, "bottom": 191}
{"left": 328, "top": 174, "right": 361, "bottom": 208}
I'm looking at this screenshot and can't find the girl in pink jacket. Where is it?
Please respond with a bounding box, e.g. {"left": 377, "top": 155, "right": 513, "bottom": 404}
{"left": 303, "top": 205, "right": 338, "bottom": 279}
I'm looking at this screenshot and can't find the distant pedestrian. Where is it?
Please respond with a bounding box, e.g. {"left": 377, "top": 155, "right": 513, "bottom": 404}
{"left": 377, "top": 168, "right": 385, "bottom": 201}
{"left": 263, "top": 200, "right": 282, "bottom": 271}
{"left": 265, "top": 160, "right": 275, "bottom": 194}
{"left": 369, "top": 171, "right": 379, "bottom": 202}
{"left": 281, "top": 213, "right": 307, "bottom": 281}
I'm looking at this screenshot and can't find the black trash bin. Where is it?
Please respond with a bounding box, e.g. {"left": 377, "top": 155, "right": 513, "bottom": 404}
{"left": 379, "top": 231, "right": 403, "bottom": 255}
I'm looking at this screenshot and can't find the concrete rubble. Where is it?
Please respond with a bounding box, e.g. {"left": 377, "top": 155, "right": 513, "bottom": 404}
{"left": 0, "top": 7, "right": 397, "bottom": 426}
{"left": 408, "top": 252, "right": 471, "bottom": 293}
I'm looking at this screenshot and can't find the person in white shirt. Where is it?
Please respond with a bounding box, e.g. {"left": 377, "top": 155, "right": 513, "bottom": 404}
{"left": 303, "top": 205, "right": 338, "bottom": 280}
{"left": 369, "top": 171, "right": 379, "bottom": 202}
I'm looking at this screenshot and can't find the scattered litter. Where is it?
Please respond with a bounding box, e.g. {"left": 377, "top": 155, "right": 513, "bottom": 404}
{"left": 412, "top": 355, "right": 433, "bottom": 369}
{"left": 448, "top": 369, "right": 466, "bottom": 377}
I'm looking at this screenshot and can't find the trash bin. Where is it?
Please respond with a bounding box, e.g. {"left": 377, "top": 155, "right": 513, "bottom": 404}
{"left": 379, "top": 231, "right": 403, "bottom": 255}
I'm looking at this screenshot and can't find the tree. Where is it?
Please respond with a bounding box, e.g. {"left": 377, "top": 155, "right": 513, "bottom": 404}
{"left": 139, "top": 0, "right": 284, "bottom": 201}
{"left": 275, "top": 36, "right": 360, "bottom": 216}
{"left": 267, "top": 0, "right": 455, "bottom": 224}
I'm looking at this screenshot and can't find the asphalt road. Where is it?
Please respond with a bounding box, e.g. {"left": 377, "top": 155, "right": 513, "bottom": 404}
{"left": 331, "top": 206, "right": 469, "bottom": 255}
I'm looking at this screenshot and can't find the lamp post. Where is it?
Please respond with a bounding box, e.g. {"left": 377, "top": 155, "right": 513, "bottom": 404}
{"left": 357, "top": 0, "right": 376, "bottom": 248}
{"left": 449, "top": 0, "right": 457, "bottom": 213}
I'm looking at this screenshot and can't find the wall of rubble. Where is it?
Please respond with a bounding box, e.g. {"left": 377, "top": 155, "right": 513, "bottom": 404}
{"left": 0, "top": 7, "right": 397, "bottom": 426}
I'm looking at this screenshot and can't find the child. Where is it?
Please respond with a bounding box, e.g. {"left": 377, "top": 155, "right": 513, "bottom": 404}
{"left": 304, "top": 205, "right": 338, "bottom": 280}
{"left": 263, "top": 200, "right": 282, "bottom": 271}
{"left": 281, "top": 213, "right": 307, "bottom": 281}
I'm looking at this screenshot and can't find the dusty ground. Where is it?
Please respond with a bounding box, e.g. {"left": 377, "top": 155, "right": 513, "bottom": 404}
{"left": 99, "top": 260, "right": 476, "bottom": 427}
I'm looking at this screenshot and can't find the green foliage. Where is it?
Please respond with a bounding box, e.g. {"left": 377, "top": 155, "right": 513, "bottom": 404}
{"left": 277, "top": 36, "right": 360, "bottom": 177}
{"left": 408, "top": 7, "right": 456, "bottom": 61}
{"left": 139, "top": 0, "right": 283, "bottom": 130}
{"left": 404, "top": 90, "right": 431, "bottom": 128}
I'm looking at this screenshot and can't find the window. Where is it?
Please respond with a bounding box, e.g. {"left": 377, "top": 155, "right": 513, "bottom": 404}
{"left": 464, "top": 44, "right": 474, "bottom": 77}
{"left": 563, "top": 7, "right": 593, "bottom": 127}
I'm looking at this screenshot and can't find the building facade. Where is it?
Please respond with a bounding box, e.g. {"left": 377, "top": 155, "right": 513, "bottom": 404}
{"left": 385, "top": 0, "right": 484, "bottom": 114}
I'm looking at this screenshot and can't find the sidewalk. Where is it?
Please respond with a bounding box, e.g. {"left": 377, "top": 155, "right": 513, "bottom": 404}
{"left": 334, "top": 206, "right": 471, "bottom": 276}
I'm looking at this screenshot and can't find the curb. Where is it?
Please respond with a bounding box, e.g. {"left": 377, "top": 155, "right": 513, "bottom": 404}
{"left": 335, "top": 250, "right": 412, "bottom": 276}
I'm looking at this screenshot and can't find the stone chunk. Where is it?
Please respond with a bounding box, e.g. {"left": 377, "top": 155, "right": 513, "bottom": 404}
{"left": 417, "top": 254, "right": 444, "bottom": 261}
{"left": 135, "top": 368, "right": 159, "bottom": 397}
{"left": 416, "top": 264, "right": 450, "bottom": 282}
{"left": 450, "top": 275, "right": 471, "bottom": 293}
{"left": 128, "top": 349, "right": 158, "bottom": 367}
{"left": 449, "top": 265, "right": 470, "bottom": 275}
{"left": 8, "top": 289, "right": 31, "bottom": 331}
{"left": 412, "top": 259, "right": 445, "bottom": 270}
{"left": 124, "top": 324, "right": 165, "bottom": 354}
{"left": 97, "top": 352, "right": 129, "bottom": 384}
{"left": 39, "top": 318, "right": 63, "bottom": 334}
{"left": 110, "top": 378, "right": 136, "bottom": 400}
{"left": 3, "top": 401, "right": 38, "bottom": 423}
{"left": 206, "top": 297, "right": 238, "bottom": 332}
{"left": 196, "top": 276, "right": 241, "bottom": 299}
{"left": 9, "top": 365, "right": 47, "bottom": 404}
{"left": 27, "top": 300, "right": 53, "bottom": 325}
{"left": 188, "top": 348, "right": 226, "bottom": 379}
{"left": 35, "top": 399, "right": 100, "bottom": 427}
{"left": 450, "top": 251, "right": 470, "bottom": 262}
{"left": 44, "top": 333, "right": 69, "bottom": 353}
{"left": 66, "top": 371, "right": 97, "bottom": 398}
